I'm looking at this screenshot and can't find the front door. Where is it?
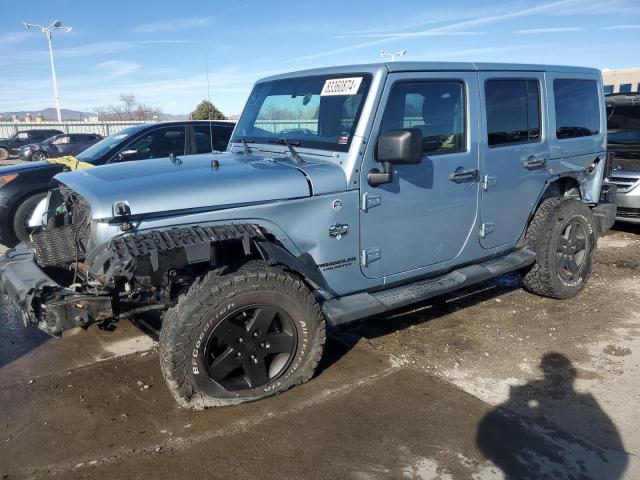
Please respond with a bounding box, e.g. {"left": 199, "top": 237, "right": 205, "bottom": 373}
{"left": 479, "top": 72, "right": 549, "bottom": 249}
{"left": 359, "top": 72, "right": 480, "bottom": 279}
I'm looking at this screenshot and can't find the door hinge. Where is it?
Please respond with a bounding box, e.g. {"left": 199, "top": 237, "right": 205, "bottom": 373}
{"left": 361, "top": 247, "right": 382, "bottom": 267}
{"left": 480, "top": 223, "right": 495, "bottom": 238}
{"left": 361, "top": 192, "right": 382, "bottom": 211}
{"left": 482, "top": 175, "right": 497, "bottom": 191}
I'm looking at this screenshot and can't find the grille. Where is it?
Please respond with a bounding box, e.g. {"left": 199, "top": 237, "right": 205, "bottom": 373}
{"left": 32, "top": 223, "right": 90, "bottom": 267}
{"left": 609, "top": 174, "right": 640, "bottom": 193}
{"left": 617, "top": 207, "right": 640, "bottom": 219}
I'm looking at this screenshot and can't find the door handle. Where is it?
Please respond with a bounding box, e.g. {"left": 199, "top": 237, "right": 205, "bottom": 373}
{"left": 524, "top": 156, "right": 547, "bottom": 169}
{"left": 449, "top": 168, "right": 479, "bottom": 182}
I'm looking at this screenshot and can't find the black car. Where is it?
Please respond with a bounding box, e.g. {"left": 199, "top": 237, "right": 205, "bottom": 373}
{"left": 0, "top": 120, "right": 235, "bottom": 246}
{"left": 0, "top": 129, "right": 64, "bottom": 160}
{"left": 19, "top": 133, "right": 103, "bottom": 162}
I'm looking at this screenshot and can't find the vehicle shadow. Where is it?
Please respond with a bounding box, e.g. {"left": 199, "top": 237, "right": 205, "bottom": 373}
{"left": 612, "top": 221, "right": 640, "bottom": 236}
{"left": 476, "top": 353, "right": 629, "bottom": 479}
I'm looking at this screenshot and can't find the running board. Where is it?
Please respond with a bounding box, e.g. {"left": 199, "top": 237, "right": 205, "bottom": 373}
{"left": 323, "top": 249, "right": 536, "bottom": 326}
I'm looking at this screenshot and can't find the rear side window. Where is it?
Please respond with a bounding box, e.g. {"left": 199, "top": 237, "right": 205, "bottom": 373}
{"left": 194, "top": 125, "right": 233, "bottom": 153}
{"left": 379, "top": 81, "right": 466, "bottom": 155}
{"left": 485, "top": 79, "right": 541, "bottom": 147}
{"left": 553, "top": 79, "right": 600, "bottom": 139}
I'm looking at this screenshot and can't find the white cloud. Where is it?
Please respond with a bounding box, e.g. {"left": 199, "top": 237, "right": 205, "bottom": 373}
{"left": 0, "top": 32, "right": 31, "bottom": 44}
{"left": 298, "top": 0, "right": 585, "bottom": 60}
{"left": 96, "top": 60, "right": 141, "bottom": 78}
{"left": 332, "top": 31, "right": 485, "bottom": 39}
{"left": 602, "top": 24, "right": 640, "bottom": 30}
{"left": 132, "top": 17, "right": 211, "bottom": 33}
{"left": 516, "top": 27, "right": 582, "bottom": 34}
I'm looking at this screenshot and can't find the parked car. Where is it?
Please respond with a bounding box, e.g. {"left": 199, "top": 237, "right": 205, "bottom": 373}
{"left": 18, "top": 133, "right": 103, "bottom": 162}
{"left": 0, "top": 129, "right": 64, "bottom": 160}
{"left": 0, "top": 62, "right": 615, "bottom": 409}
{"left": 0, "top": 120, "right": 234, "bottom": 246}
{"left": 605, "top": 93, "right": 640, "bottom": 223}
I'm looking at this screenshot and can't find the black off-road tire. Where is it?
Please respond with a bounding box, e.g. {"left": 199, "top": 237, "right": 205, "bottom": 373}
{"left": 12, "top": 192, "right": 47, "bottom": 245}
{"left": 523, "top": 197, "right": 597, "bottom": 299}
{"left": 0, "top": 147, "right": 9, "bottom": 161}
{"left": 159, "top": 261, "right": 326, "bottom": 409}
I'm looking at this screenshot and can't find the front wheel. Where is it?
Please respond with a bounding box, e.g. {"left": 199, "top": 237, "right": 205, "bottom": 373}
{"left": 31, "top": 151, "right": 47, "bottom": 162}
{"left": 12, "top": 192, "right": 47, "bottom": 245}
{"left": 523, "top": 197, "right": 597, "bottom": 299}
{"left": 159, "top": 262, "right": 326, "bottom": 409}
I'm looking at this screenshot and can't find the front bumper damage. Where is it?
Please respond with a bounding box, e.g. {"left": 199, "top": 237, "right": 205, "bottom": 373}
{"left": 0, "top": 243, "right": 113, "bottom": 336}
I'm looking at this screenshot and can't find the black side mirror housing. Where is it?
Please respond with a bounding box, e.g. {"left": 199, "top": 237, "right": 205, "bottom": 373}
{"left": 368, "top": 129, "right": 423, "bottom": 186}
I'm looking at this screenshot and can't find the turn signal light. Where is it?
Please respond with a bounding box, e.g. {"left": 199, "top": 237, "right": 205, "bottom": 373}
{"left": 0, "top": 174, "right": 18, "bottom": 186}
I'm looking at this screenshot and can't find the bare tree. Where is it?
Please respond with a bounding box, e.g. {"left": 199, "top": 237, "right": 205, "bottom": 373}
{"left": 95, "top": 94, "right": 162, "bottom": 121}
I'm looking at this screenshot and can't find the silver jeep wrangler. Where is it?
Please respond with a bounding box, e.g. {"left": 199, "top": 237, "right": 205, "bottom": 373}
{"left": 0, "top": 62, "right": 616, "bottom": 408}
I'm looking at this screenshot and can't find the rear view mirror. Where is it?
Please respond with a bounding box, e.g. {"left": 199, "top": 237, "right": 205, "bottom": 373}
{"left": 369, "top": 129, "right": 423, "bottom": 186}
{"left": 117, "top": 149, "right": 137, "bottom": 161}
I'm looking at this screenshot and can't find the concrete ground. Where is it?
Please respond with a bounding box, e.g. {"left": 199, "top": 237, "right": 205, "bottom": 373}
{"left": 0, "top": 224, "right": 638, "bottom": 479}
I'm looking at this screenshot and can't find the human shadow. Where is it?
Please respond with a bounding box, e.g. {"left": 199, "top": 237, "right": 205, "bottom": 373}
{"left": 476, "top": 352, "right": 629, "bottom": 480}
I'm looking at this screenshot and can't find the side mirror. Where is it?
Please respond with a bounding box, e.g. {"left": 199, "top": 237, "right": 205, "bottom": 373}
{"left": 117, "top": 149, "right": 137, "bottom": 161}
{"left": 368, "top": 129, "right": 423, "bottom": 186}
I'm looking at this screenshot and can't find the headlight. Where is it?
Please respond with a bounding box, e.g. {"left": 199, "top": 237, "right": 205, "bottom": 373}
{"left": 0, "top": 174, "right": 18, "bottom": 186}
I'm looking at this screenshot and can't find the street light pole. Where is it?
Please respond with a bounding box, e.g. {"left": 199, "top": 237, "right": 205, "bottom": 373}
{"left": 24, "top": 20, "right": 72, "bottom": 122}
{"left": 381, "top": 49, "right": 407, "bottom": 62}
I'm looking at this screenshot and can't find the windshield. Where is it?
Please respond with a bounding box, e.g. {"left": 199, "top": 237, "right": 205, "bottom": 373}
{"left": 607, "top": 104, "right": 640, "bottom": 144}
{"left": 234, "top": 74, "right": 372, "bottom": 152}
{"left": 76, "top": 125, "right": 146, "bottom": 162}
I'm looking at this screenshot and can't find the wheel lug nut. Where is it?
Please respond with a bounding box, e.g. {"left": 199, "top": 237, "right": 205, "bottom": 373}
{"left": 253, "top": 331, "right": 259, "bottom": 338}
{"left": 238, "top": 338, "right": 244, "bottom": 344}
{"left": 236, "top": 352, "right": 242, "bottom": 357}
{"left": 260, "top": 342, "right": 265, "bottom": 348}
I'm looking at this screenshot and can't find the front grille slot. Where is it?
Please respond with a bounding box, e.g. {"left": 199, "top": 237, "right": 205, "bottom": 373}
{"left": 617, "top": 207, "right": 640, "bottom": 219}
{"left": 610, "top": 175, "right": 640, "bottom": 193}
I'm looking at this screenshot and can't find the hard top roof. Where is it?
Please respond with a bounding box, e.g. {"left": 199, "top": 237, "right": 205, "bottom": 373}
{"left": 258, "top": 61, "right": 600, "bottom": 83}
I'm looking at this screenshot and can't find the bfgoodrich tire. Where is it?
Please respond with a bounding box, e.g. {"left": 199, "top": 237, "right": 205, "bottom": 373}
{"left": 159, "top": 262, "right": 326, "bottom": 409}
{"left": 0, "top": 147, "right": 9, "bottom": 161}
{"left": 523, "top": 197, "right": 597, "bottom": 299}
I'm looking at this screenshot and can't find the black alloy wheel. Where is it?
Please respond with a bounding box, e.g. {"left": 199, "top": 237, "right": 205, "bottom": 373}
{"left": 556, "top": 220, "right": 588, "bottom": 281}
{"left": 204, "top": 305, "right": 297, "bottom": 391}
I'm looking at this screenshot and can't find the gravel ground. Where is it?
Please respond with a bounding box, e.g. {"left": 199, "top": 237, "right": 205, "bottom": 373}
{"left": 0, "top": 224, "right": 638, "bottom": 479}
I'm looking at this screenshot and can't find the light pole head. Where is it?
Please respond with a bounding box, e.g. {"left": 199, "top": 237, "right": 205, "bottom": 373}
{"left": 52, "top": 20, "right": 62, "bottom": 28}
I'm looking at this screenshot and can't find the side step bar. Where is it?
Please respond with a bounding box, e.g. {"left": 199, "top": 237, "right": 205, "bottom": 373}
{"left": 323, "top": 249, "right": 536, "bottom": 326}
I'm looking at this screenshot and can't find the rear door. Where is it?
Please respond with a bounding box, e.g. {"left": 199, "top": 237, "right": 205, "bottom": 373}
{"left": 359, "top": 71, "right": 480, "bottom": 279}
{"left": 479, "top": 72, "right": 549, "bottom": 249}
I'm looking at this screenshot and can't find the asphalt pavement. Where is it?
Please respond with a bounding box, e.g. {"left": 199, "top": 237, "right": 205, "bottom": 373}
{"left": 0, "top": 225, "right": 639, "bottom": 479}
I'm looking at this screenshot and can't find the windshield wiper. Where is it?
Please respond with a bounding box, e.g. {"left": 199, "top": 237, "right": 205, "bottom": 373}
{"left": 267, "top": 138, "right": 303, "bottom": 164}
{"left": 234, "top": 137, "right": 255, "bottom": 155}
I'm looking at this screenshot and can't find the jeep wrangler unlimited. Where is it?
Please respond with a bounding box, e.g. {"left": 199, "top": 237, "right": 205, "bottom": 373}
{"left": 0, "top": 63, "right": 616, "bottom": 409}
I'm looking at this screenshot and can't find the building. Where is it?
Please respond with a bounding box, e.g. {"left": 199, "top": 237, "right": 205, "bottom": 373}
{"left": 602, "top": 68, "right": 640, "bottom": 94}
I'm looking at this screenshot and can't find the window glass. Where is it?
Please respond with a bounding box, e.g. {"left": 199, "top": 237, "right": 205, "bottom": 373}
{"left": 619, "top": 83, "right": 632, "bottom": 93}
{"left": 603, "top": 85, "right": 614, "bottom": 95}
{"left": 234, "top": 74, "right": 371, "bottom": 152}
{"left": 69, "top": 134, "right": 84, "bottom": 143}
{"left": 485, "top": 79, "right": 541, "bottom": 147}
{"left": 52, "top": 136, "right": 70, "bottom": 145}
{"left": 15, "top": 132, "right": 28, "bottom": 140}
{"left": 120, "top": 127, "right": 186, "bottom": 161}
{"left": 194, "top": 125, "right": 233, "bottom": 153}
{"left": 379, "top": 81, "right": 466, "bottom": 154}
{"left": 553, "top": 79, "right": 600, "bottom": 139}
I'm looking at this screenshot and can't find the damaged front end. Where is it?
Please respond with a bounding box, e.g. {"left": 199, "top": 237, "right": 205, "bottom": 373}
{"left": 0, "top": 186, "right": 267, "bottom": 336}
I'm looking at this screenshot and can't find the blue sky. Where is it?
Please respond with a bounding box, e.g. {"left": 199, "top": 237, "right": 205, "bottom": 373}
{"left": 0, "top": 0, "right": 638, "bottom": 116}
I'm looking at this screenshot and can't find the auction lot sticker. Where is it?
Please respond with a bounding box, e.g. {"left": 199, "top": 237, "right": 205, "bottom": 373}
{"left": 321, "top": 77, "right": 363, "bottom": 96}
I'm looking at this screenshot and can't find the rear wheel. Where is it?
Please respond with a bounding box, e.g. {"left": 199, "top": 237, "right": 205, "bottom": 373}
{"left": 12, "top": 192, "right": 47, "bottom": 245}
{"left": 159, "top": 262, "right": 326, "bottom": 409}
{"left": 0, "top": 148, "right": 9, "bottom": 161}
{"left": 31, "top": 151, "right": 47, "bottom": 162}
{"left": 523, "top": 197, "right": 597, "bottom": 299}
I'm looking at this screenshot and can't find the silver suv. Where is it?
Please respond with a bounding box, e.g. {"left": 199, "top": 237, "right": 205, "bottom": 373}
{"left": 606, "top": 93, "right": 640, "bottom": 223}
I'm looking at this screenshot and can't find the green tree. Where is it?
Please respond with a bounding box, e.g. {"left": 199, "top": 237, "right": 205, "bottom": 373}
{"left": 190, "top": 100, "right": 226, "bottom": 120}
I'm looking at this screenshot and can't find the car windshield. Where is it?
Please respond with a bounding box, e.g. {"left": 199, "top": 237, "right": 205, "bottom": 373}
{"left": 234, "top": 74, "right": 372, "bottom": 152}
{"left": 76, "top": 125, "right": 146, "bottom": 162}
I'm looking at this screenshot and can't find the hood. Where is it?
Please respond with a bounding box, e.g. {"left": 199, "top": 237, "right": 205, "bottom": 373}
{"left": 0, "top": 161, "right": 59, "bottom": 175}
{"left": 55, "top": 152, "right": 347, "bottom": 220}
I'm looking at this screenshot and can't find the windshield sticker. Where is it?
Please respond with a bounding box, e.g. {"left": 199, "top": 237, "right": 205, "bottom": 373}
{"left": 321, "top": 77, "right": 363, "bottom": 96}
{"left": 338, "top": 136, "right": 349, "bottom": 145}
